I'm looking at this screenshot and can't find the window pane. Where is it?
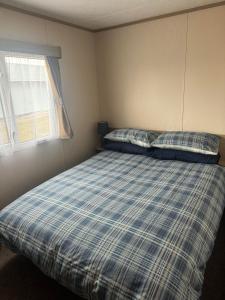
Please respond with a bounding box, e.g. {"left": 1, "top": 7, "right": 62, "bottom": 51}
{"left": 5, "top": 56, "right": 55, "bottom": 143}
{"left": 9, "top": 81, "right": 51, "bottom": 142}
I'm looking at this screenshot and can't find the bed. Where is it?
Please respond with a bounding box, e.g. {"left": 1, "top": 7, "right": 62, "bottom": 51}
{"left": 0, "top": 150, "right": 225, "bottom": 299}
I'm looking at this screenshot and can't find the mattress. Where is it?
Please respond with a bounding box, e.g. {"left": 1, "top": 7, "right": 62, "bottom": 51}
{"left": 0, "top": 150, "right": 225, "bottom": 299}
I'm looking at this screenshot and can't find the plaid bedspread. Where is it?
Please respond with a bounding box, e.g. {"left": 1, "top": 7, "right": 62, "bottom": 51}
{"left": 0, "top": 151, "right": 225, "bottom": 300}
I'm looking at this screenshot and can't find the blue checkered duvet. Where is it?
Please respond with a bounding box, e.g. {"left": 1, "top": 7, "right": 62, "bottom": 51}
{"left": 0, "top": 151, "right": 225, "bottom": 300}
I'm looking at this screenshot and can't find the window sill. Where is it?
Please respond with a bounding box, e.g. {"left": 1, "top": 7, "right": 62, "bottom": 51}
{"left": 0, "top": 136, "right": 60, "bottom": 157}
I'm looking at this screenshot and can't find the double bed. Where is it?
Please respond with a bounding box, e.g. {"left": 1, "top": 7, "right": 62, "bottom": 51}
{"left": 0, "top": 150, "right": 225, "bottom": 299}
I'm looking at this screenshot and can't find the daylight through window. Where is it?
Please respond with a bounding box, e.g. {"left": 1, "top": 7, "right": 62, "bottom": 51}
{"left": 0, "top": 52, "right": 59, "bottom": 154}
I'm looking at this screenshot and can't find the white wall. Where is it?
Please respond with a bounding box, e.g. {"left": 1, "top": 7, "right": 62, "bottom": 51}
{"left": 96, "top": 14, "right": 187, "bottom": 131}
{"left": 0, "top": 7, "right": 100, "bottom": 208}
{"left": 96, "top": 6, "right": 225, "bottom": 135}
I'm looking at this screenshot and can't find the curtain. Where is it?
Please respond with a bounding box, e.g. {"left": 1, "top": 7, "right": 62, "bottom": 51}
{"left": 0, "top": 52, "right": 72, "bottom": 156}
{"left": 0, "top": 56, "right": 14, "bottom": 155}
{"left": 46, "top": 56, "right": 73, "bottom": 139}
{"left": 0, "top": 90, "right": 13, "bottom": 156}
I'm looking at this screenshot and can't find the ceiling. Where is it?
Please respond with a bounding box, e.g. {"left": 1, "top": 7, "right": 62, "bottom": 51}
{"left": 0, "top": 0, "right": 224, "bottom": 31}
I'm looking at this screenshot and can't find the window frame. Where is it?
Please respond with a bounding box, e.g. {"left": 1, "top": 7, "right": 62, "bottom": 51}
{"left": 0, "top": 51, "right": 59, "bottom": 153}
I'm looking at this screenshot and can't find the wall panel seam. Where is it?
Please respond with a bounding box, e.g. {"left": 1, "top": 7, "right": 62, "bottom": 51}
{"left": 181, "top": 14, "right": 189, "bottom": 131}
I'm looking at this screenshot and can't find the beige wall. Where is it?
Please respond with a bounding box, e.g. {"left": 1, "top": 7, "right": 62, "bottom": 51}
{"left": 96, "top": 6, "right": 225, "bottom": 135}
{"left": 0, "top": 7, "right": 100, "bottom": 208}
{"left": 184, "top": 7, "right": 225, "bottom": 133}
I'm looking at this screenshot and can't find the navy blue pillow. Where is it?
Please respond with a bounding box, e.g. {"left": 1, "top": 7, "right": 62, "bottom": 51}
{"left": 148, "top": 148, "right": 220, "bottom": 164}
{"left": 104, "top": 141, "right": 148, "bottom": 155}
{"left": 103, "top": 140, "right": 220, "bottom": 164}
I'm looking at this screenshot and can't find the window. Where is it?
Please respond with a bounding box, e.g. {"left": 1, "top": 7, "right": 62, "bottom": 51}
{"left": 0, "top": 52, "right": 59, "bottom": 154}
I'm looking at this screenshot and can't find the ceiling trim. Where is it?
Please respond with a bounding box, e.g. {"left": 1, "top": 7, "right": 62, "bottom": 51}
{"left": 94, "top": 1, "right": 225, "bottom": 32}
{"left": 0, "top": 1, "right": 225, "bottom": 33}
{"left": 0, "top": 2, "right": 93, "bottom": 32}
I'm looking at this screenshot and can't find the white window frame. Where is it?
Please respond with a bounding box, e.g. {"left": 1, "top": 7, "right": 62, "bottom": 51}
{"left": 0, "top": 51, "right": 59, "bottom": 153}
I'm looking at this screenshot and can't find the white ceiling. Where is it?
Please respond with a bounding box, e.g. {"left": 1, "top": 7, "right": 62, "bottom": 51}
{"left": 0, "top": 0, "right": 223, "bottom": 30}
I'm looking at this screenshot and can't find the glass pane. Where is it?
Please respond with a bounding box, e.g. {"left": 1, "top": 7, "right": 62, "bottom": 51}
{"left": 5, "top": 56, "right": 54, "bottom": 143}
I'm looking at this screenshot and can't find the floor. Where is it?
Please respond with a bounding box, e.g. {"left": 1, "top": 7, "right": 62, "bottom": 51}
{"left": 0, "top": 214, "right": 224, "bottom": 300}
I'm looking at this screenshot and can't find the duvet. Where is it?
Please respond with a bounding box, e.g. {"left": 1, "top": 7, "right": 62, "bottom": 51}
{"left": 0, "top": 151, "right": 225, "bottom": 299}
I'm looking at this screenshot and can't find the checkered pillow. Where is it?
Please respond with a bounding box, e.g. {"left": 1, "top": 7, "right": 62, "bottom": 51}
{"left": 151, "top": 131, "right": 220, "bottom": 155}
{"left": 105, "top": 128, "right": 159, "bottom": 148}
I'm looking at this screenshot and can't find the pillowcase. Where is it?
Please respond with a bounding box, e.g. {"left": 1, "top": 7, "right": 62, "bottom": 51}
{"left": 104, "top": 141, "right": 149, "bottom": 155}
{"left": 104, "top": 128, "right": 159, "bottom": 148}
{"left": 151, "top": 131, "right": 220, "bottom": 155}
{"left": 104, "top": 140, "right": 220, "bottom": 164}
{"left": 148, "top": 148, "right": 220, "bottom": 164}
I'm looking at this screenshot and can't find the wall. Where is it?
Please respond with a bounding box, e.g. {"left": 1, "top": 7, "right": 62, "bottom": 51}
{"left": 0, "top": 7, "right": 100, "bottom": 208}
{"left": 96, "top": 6, "right": 225, "bottom": 134}
{"left": 1, "top": 4, "right": 225, "bottom": 208}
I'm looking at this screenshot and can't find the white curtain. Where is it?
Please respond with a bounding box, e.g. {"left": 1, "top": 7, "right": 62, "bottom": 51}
{"left": 46, "top": 56, "right": 73, "bottom": 139}
{"left": 0, "top": 56, "right": 14, "bottom": 155}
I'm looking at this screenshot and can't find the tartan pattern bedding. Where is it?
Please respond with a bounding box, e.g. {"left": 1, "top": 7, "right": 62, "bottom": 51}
{"left": 0, "top": 151, "right": 225, "bottom": 300}
{"left": 152, "top": 131, "right": 220, "bottom": 155}
{"left": 105, "top": 128, "right": 159, "bottom": 147}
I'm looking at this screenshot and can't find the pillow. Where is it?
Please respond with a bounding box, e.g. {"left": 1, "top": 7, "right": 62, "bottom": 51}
{"left": 151, "top": 131, "right": 220, "bottom": 155}
{"left": 104, "top": 128, "right": 159, "bottom": 148}
{"left": 104, "top": 141, "right": 149, "bottom": 155}
{"left": 148, "top": 148, "right": 220, "bottom": 164}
